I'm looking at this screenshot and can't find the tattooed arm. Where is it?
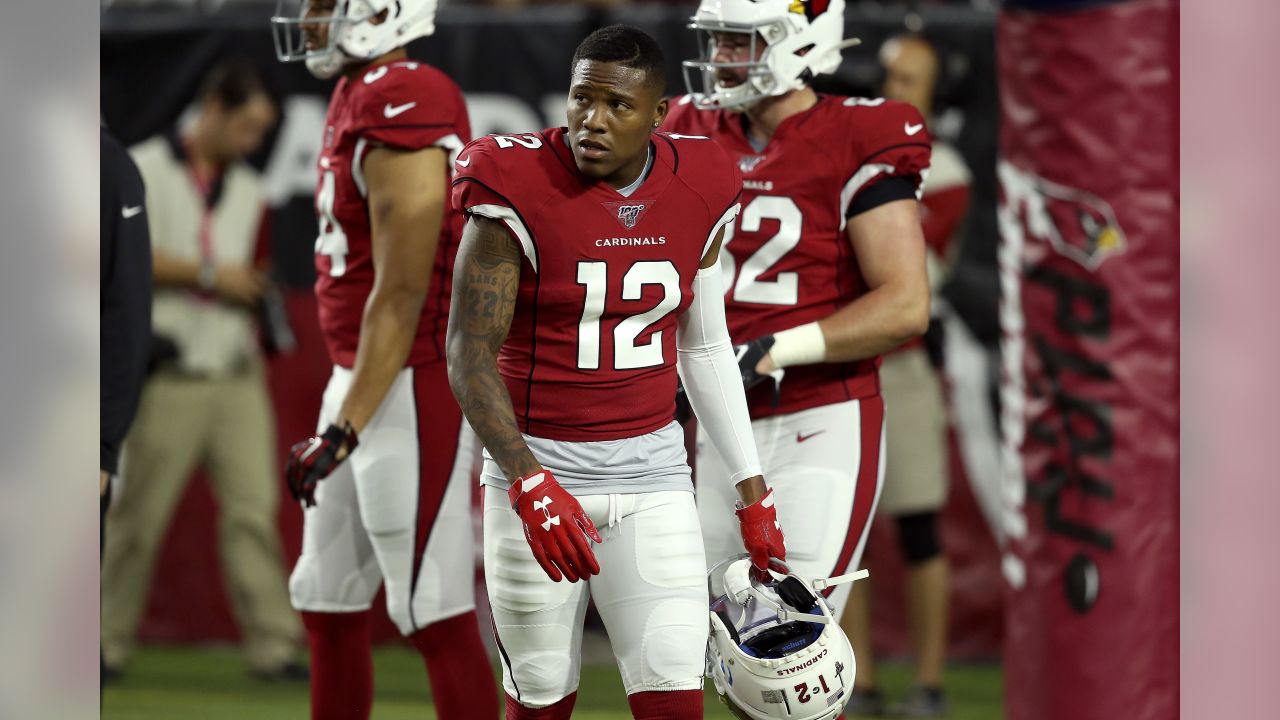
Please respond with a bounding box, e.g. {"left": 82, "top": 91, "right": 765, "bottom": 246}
{"left": 446, "top": 215, "right": 541, "bottom": 481}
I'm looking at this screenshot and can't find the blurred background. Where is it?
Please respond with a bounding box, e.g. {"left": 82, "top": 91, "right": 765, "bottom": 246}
{"left": 98, "top": 0, "right": 1177, "bottom": 718}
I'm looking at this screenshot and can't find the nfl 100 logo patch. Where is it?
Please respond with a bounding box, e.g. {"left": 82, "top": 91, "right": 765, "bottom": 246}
{"left": 603, "top": 201, "right": 652, "bottom": 229}
{"left": 738, "top": 155, "right": 765, "bottom": 173}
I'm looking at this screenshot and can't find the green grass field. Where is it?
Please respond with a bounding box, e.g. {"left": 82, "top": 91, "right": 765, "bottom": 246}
{"left": 103, "top": 646, "right": 1002, "bottom": 719}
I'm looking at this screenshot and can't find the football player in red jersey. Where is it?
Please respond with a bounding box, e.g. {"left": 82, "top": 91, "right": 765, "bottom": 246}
{"left": 270, "top": 2, "right": 497, "bottom": 718}
{"left": 447, "top": 25, "right": 785, "bottom": 720}
{"left": 665, "top": 0, "right": 933, "bottom": 624}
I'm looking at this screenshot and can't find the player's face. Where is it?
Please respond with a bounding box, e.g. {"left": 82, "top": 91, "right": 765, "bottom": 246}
{"left": 302, "top": 0, "right": 337, "bottom": 54}
{"left": 710, "top": 31, "right": 764, "bottom": 88}
{"left": 567, "top": 60, "right": 668, "bottom": 188}
{"left": 213, "top": 93, "right": 278, "bottom": 162}
{"left": 880, "top": 38, "right": 938, "bottom": 117}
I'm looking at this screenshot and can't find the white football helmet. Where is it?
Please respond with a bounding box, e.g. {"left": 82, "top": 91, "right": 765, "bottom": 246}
{"left": 271, "top": 0, "right": 438, "bottom": 79}
{"left": 683, "top": 0, "right": 854, "bottom": 110}
{"left": 706, "top": 556, "right": 865, "bottom": 720}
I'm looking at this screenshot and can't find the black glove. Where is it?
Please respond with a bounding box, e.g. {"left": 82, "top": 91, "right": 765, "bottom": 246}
{"left": 674, "top": 380, "right": 694, "bottom": 425}
{"left": 286, "top": 422, "right": 358, "bottom": 508}
{"left": 734, "top": 335, "right": 776, "bottom": 392}
{"left": 923, "top": 316, "right": 946, "bottom": 370}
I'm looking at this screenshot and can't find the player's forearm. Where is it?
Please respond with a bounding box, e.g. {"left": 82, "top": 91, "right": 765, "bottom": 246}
{"left": 151, "top": 252, "right": 202, "bottom": 289}
{"left": 336, "top": 287, "right": 426, "bottom": 433}
{"left": 677, "top": 262, "right": 765, "bottom": 495}
{"left": 735, "top": 476, "right": 768, "bottom": 505}
{"left": 814, "top": 281, "right": 930, "bottom": 363}
{"left": 446, "top": 215, "right": 541, "bottom": 482}
{"left": 446, "top": 343, "right": 541, "bottom": 480}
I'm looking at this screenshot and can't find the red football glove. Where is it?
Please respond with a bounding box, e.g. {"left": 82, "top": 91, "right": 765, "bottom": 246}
{"left": 737, "top": 488, "right": 787, "bottom": 577}
{"left": 508, "top": 469, "right": 602, "bottom": 583}
{"left": 286, "top": 422, "right": 358, "bottom": 508}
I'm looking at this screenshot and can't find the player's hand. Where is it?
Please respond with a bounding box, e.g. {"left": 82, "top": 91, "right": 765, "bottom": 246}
{"left": 508, "top": 469, "right": 603, "bottom": 583}
{"left": 286, "top": 422, "right": 358, "bottom": 508}
{"left": 737, "top": 488, "right": 787, "bottom": 577}
{"left": 214, "top": 264, "right": 267, "bottom": 306}
{"left": 735, "top": 335, "right": 776, "bottom": 391}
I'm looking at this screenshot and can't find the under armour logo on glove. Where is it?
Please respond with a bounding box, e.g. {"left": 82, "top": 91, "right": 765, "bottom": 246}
{"left": 508, "top": 470, "right": 602, "bottom": 583}
{"left": 533, "top": 497, "right": 560, "bottom": 530}
{"left": 737, "top": 488, "right": 787, "bottom": 578}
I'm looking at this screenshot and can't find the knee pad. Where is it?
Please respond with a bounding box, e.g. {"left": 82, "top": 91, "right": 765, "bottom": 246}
{"left": 633, "top": 598, "right": 707, "bottom": 690}
{"left": 504, "top": 648, "right": 578, "bottom": 707}
{"left": 896, "top": 512, "right": 942, "bottom": 565}
{"left": 288, "top": 554, "right": 380, "bottom": 613}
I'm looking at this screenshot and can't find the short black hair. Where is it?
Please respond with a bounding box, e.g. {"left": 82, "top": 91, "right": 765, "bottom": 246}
{"left": 199, "top": 57, "right": 272, "bottom": 110}
{"left": 571, "top": 25, "right": 667, "bottom": 95}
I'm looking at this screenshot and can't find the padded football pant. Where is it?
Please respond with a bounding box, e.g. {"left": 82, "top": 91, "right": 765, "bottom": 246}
{"left": 696, "top": 397, "right": 886, "bottom": 618}
{"left": 288, "top": 362, "right": 479, "bottom": 635}
{"left": 101, "top": 365, "right": 300, "bottom": 671}
{"left": 484, "top": 487, "right": 707, "bottom": 709}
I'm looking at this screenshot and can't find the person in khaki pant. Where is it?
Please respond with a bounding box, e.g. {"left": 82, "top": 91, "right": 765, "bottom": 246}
{"left": 101, "top": 59, "right": 304, "bottom": 681}
{"left": 841, "top": 34, "right": 973, "bottom": 718}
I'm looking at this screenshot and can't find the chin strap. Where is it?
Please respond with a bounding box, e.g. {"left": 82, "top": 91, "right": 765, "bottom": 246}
{"left": 723, "top": 560, "right": 872, "bottom": 629}
{"left": 810, "top": 568, "right": 870, "bottom": 592}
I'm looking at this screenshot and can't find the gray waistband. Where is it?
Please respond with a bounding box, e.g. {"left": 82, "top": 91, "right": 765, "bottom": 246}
{"left": 481, "top": 421, "right": 692, "bottom": 496}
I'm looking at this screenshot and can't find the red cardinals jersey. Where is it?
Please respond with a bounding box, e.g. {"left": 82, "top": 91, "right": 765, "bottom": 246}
{"left": 452, "top": 128, "right": 742, "bottom": 442}
{"left": 663, "top": 95, "right": 931, "bottom": 417}
{"left": 314, "top": 60, "right": 471, "bottom": 367}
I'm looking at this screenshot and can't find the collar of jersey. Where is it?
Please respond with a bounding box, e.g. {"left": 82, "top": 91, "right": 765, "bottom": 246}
{"left": 725, "top": 93, "right": 834, "bottom": 156}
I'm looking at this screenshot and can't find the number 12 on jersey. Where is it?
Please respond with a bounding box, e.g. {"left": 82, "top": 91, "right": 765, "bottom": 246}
{"left": 576, "top": 260, "right": 680, "bottom": 371}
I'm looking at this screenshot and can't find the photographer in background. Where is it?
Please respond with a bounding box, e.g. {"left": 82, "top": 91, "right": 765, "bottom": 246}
{"left": 842, "top": 33, "right": 972, "bottom": 718}
{"left": 101, "top": 58, "right": 306, "bottom": 682}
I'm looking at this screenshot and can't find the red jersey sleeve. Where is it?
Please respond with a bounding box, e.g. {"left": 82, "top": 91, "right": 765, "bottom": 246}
{"left": 450, "top": 135, "right": 541, "bottom": 268}
{"left": 451, "top": 136, "right": 512, "bottom": 212}
{"left": 351, "top": 63, "right": 467, "bottom": 151}
{"left": 840, "top": 99, "right": 933, "bottom": 218}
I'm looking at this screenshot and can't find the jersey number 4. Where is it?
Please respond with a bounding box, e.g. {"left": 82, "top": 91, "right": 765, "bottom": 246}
{"left": 315, "top": 170, "right": 348, "bottom": 276}
{"left": 576, "top": 261, "right": 680, "bottom": 371}
{"left": 721, "top": 195, "right": 803, "bottom": 306}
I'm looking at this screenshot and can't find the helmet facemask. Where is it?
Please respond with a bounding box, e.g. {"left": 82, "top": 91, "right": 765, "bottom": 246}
{"left": 271, "top": 0, "right": 437, "bottom": 80}
{"left": 682, "top": 0, "right": 854, "bottom": 112}
{"left": 682, "top": 23, "right": 788, "bottom": 111}
{"left": 272, "top": 1, "right": 364, "bottom": 79}
{"left": 706, "top": 556, "right": 866, "bottom": 720}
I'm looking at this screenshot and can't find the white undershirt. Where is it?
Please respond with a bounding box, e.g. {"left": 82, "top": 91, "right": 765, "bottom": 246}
{"left": 615, "top": 144, "right": 654, "bottom": 197}
{"left": 565, "top": 134, "right": 654, "bottom": 197}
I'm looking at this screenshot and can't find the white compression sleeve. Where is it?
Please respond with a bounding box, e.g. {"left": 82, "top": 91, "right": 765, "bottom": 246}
{"left": 676, "top": 262, "right": 763, "bottom": 485}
